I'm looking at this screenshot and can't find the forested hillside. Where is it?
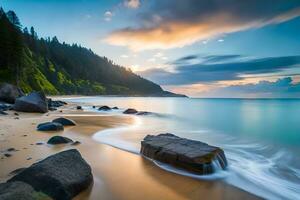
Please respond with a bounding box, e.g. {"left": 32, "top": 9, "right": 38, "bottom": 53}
{"left": 0, "top": 8, "right": 183, "bottom": 96}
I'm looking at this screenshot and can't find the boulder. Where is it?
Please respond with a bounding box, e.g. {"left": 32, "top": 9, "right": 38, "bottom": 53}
{"left": 52, "top": 117, "right": 76, "bottom": 126}
{"left": 47, "top": 136, "right": 73, "bottom": 145}
{"left": 37, "top": 122, "right": 64, "bottom": 131}
{"left": 8, "top": 149, "right": 93, "bottom": 200}
{"left": 76, "top": 106, "right": 82, "bottom": 110}
{"left": 98, "top": 106, "right": 111, "bottom": 111}
{"left": 0, "top": 83, "right": 23, "bottom": 104}
{"left": 14, "top": 92, "right": 48, "bottom": 113}
{"left": 112, "top": 106, "right": 118, "bottom": 109}
{"left": 0, "top": 181, "right": 51, "bottom": 200}
{"left": 140, "top": 133, "right": 228, "bottom": 175}
{"left": 123, "top": 108, "right": 138, "bottom": 114}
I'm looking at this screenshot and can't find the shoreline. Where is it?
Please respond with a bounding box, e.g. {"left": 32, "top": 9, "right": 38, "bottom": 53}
{"left": 0, "top": 104, "right": 261, "bottom": 199}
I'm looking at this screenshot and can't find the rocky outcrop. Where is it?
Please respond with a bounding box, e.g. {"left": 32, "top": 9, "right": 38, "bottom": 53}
{"left": 14, "top": 92, "right": 48, "bottom": 113}
{"left": 140, "top": 133, "right": 227, "bottom": 175}
{"left": 0, "top": 83, "right": 23, "bottom": 104}
{"left": 123, "top": 108, "right": 138, "bottom": 114}
{"left": 0, "top": 181, "right": 51, "bottom": 200}
{"left": 47, "top": 136, "right": 73, "bottom": 145}
{"left": 52, "top": 117, "right": 76, "bottom": 126}
{"left": 98, "top": 106, "right": 111, "bottom": 111}
{"left": 37, "top": 122, "right": 64, "bottom": 131}
{"left": 8, "top": 149, "right": 93, "bottom": 200}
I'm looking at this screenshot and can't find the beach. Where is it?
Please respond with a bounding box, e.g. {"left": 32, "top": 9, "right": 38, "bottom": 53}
{"left": 0, "top": 102, "right": 261, "bottom": 200}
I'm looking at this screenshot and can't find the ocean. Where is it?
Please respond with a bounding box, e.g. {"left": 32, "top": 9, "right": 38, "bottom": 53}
{"left": 63, "top": 97, "right": 300, "bottom": 200}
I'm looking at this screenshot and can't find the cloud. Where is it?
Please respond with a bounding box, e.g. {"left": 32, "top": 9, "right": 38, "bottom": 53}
{"left": 104, "top": 11, "right": 113, "bottom": 21}
{"left": 124, "top": 0, "right": 140, "bottom": 9}
{"left": 138, "top": 55, "right": 300, "bottom": 85}
{"left": 106, "top": 0, "right": 300, "bottom": 50}
{"left": 201, "top": 77, "right": 300, "bottom": 98}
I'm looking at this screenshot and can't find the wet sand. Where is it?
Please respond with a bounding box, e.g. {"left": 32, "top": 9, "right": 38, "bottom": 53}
{"left": 0, "top": 105, "right": 261, "bottom": 200}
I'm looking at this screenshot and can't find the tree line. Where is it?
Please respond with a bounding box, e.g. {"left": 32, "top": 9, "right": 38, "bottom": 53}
{"left": 0, "top": 8, "right": 164, "bottom": 95}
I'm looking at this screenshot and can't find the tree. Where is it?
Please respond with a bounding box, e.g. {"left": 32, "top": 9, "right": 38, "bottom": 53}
{"left": 6, "top": 10, "right": 21, "bottom": 29}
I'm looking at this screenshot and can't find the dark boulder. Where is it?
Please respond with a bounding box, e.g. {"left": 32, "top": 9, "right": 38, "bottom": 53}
{"left": 112, "top": 106, "right": 118, "bottom": 109}
{"left": 0, "top": 181, "right": 51, "bottom": 200}
{"left": 140, "top": 133, "right": 228, "bottom": 175}
{"left": 76, "top": 106, "right": 82, "bottom": 110}
{"left": 52, "top": 117, "right": 76, "bottom": 126}
{"left": 14, "top": 92, "right": 48, "bottom": 113}
{"left": 8, "top": 149, "right": 93, "bottom": 200}
{"left": 37, "top": 122, "right": 64, "bottom": 131}
{"left": 123, "top": 108, "right": 138, "bottom": 114}
{"left": 98, "top": 105, "right": 111, "bottom": 111}
{"left": 47, "top": 136, "right": 73, "bottom": 145}
{"left": 0, "top": 83, "right": 23, "bottom": 104}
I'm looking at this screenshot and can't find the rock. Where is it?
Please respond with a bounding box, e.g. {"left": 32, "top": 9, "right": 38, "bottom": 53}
{"left": 35, "top": 142, "right": 43, "bottom": 145}
{"left": 92, "top": 106, "right": 96, "bottom": 109}
{"left": 8, "top": 149, "right": 93, "bottom": 200}
{"left": 4, "top": 153, "right": 12, "bottom": 157}
{"left": 137, "top": 111, "right": 151, "bottom": 115}
{"left": 123, "top": 108, "right": 138, "bottom": 114}
{"left": 52, "top": 117, "right": 76, "bottom": 126}
{"left": 0, "top": 110, "right": 8, "bottom": 115}
{"left": 0, "top": 181, "right": 51, "bottom": 200}
{"left": 14, "top": 112, "right": 19, "bottom": 116}
{"left": 140, "top": 133, "right": 228, "bottom": 175}
{"left": 112, "top": 106, "right": 118, "bottom": 109}
{"left": 0, "top": 104, "right": 12, "bottom": 111}
{"left": 6, "top": 148, "right": 16, "bottom": 152}
{"left": 37, "top": 122, "right": 64, "bottom": 131}
{"left": 0, "top": 83, "right": 23, "bottom": 104}
{"left": 76, "top": 106, "right": 82, "bottom": 110}
{"left": 48, "top": 99, "right": 66, "bottom": 109}
{"left": 14, "top": 92, "right": 48, "bottom": 113}
{"left": 98, "top": 105, "right": 111, "bottom": 111}
{"left": 47, "top": 136, "right": 73, "bottom": 145}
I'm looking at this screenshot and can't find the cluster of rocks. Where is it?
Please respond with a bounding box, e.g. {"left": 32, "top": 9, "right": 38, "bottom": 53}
{"left": 37, "top": 117, "right": 76, "bottom": 131}
{"left": 0, "top": 149, "right": 93, "bottom": 200}
{"left": 0, "top": 83, "right": 67, "bottom": 114}
{"left": 95, "top": 105, "right": 118, "bottom": 111}
{"left": 140, "top": 133, "right": 228, "bottom": 175}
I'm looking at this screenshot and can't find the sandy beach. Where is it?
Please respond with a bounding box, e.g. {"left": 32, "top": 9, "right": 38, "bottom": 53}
{"left": 0, "top": 104, "right": 261, "bottom": 200}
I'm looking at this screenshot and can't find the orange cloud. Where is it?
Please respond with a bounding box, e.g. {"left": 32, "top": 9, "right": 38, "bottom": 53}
{"left": 105, "top": 8, "right": 300, "bottom": 51}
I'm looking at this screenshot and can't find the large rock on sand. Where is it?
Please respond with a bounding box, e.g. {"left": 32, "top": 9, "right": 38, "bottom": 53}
{"left": 14, "top": 92, "right": 48, "bottom": 113}
{"left": 0, "top": 83, "right": 23, "bottom": 104}
{"left": 8, "top": 149, "right": 93, "bottom": 200}
{"left": 37, "top": 122, "right": 64, "bottom": 131}
{"left": 140, "top": 133, "right": 227, "bottom": 175}
{"left": 0, "top": 181, "right": 51, "bottom": 200}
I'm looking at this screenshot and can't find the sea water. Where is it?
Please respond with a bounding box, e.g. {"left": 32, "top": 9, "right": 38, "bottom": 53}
{"left": 63, "top": 97, "right": 300, "bottom": 200}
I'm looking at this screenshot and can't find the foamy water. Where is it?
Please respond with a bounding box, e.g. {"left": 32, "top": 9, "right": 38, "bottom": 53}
{"left": 63, "top": 97, "right": 300, "bottom": 200}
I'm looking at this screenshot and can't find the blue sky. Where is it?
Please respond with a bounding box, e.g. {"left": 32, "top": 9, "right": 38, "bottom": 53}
{"left": 2, "top": 0, "right": 300, "bottom": 97}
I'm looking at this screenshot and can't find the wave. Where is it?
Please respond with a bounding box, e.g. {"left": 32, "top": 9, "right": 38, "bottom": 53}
{"left": 92, "top": 117, "right": 300, "bottom": 200}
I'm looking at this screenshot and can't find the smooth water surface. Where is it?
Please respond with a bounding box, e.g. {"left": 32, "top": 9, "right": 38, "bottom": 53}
{"left": 63, "top": 97, "right": 300, "bottom": 200}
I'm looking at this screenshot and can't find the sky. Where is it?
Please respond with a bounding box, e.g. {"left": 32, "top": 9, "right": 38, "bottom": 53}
{"left": 2, "top": 0, "right": 300, "bottom": 98}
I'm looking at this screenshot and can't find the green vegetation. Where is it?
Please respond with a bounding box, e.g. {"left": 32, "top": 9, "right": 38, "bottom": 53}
{"left": 0, "top": 8, "right": 170, "bottom": 96}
